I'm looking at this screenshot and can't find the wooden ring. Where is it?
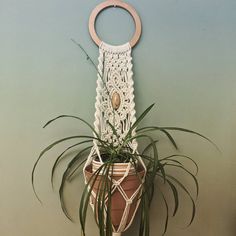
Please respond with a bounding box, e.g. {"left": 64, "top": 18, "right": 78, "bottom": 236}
{"left": 89, "top": 0, "right": 142, "bottom": 48}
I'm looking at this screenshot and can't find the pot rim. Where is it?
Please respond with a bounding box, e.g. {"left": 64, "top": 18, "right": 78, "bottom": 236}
{"left": 92, "top": 159, "right": 137, "bottom": 167}
{"left": 88, "top": 160, "right": 144, "bottom": 177}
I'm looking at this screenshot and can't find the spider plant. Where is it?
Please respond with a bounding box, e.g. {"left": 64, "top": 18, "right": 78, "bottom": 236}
{"left": 31, "top": 41, "right": 216, "bottom": 236}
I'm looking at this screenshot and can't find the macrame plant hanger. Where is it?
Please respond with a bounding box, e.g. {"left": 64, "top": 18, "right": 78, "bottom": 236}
{"left": 83, "top": 1, "right": 146, "bottom": 236}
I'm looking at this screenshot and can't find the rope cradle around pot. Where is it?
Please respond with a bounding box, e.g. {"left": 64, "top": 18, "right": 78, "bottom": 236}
{"left": 83, "top": 1, "right": 145, "bottom": 235}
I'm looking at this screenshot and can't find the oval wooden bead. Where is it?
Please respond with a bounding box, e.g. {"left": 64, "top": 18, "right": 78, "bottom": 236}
{"left": 112, "top": 92, "right": 121, "bottom": 110}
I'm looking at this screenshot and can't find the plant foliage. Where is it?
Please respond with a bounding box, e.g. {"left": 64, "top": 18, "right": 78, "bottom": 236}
{"left": 31, "top": 41, "right": 216, "bottom": 236}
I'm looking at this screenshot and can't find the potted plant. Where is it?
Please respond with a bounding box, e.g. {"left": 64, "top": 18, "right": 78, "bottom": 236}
{"left": 31, "top": 42, "right": 216, "bottom": 236}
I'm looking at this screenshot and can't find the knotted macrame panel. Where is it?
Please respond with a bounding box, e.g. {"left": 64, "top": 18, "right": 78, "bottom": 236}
{"left": 94, "top": 42, "right": 137, "bottom": 149}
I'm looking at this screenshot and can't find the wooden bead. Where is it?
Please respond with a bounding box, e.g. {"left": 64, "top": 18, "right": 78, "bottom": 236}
{"left": 112, "top": 92, "right": 121, "bottom": 110}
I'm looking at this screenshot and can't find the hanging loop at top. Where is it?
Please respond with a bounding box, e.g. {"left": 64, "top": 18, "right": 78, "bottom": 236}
{"left": 89, "top": 0, "right": 142, "bottom": 48}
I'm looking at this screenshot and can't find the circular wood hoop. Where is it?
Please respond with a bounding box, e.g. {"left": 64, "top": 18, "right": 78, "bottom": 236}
{"left": 89, "top": 0, "right": 142, "bottom": 48}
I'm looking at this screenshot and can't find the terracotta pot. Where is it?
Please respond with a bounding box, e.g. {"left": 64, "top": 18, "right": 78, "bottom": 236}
{"left": 84, "top": 161, "right": 145, "bottom": 231}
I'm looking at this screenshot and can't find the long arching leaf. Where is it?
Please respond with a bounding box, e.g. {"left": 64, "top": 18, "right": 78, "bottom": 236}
{"left": 166, "top": 164, "right": 199, "bottom": 198}
{"left": 79, "top": 164, "right": 107, "bottom": 234}
{"left": 31, "top": 134, "right": 107, "bottom": 201}
{"left": 43, "top": 115, "right": 100, "bottom": 138}
{"left": 126, "top": 104, "right": 155, "bottom": 139}
{"left": 32, "top": 135, "right": 92, "bottom": 202}
{"left": 157, "top": 174, "right": 179, "bottom": 217}
{"left": 137, "top": 126, "right": 218, "bottom": 151}
{"left": 51, "top": 140, "right": 93, "bottom": 188}
{"left": 166, "top": 174, "right": 196, "bottom": 226}
{"left": 161, "top": 154, "right": 199, "bottom": 175}
{"left": 141, "top": 140, "right": 159, "bottom": 155}
{"left": 159, "top": 190, "right": 169, "bottom": 235}
{"left": 137, "top": 127, "right": 178, "bottom": 150}
{"left": 67, "top": 146, "right": 93, "bottom": 181}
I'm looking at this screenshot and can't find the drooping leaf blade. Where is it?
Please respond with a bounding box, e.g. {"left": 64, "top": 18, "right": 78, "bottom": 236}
{"left": 51, "top": 140, "right": 93, "bottom": 188}
{"left": 43, "top": 115, "right": 100, "bottom": 138}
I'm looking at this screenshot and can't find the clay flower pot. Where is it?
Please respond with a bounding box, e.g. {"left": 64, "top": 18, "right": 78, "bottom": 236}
{"left": 84, "top": 160, "right": 145, "bottom": 232}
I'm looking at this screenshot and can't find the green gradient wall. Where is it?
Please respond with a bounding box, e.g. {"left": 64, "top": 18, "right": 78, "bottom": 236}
{"left": 1, "top": 0, "right": 235, "bottom": 235}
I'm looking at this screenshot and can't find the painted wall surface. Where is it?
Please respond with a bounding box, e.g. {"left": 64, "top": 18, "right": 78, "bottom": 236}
{"left": 0, "top": 0, "right": 236, "bottom": 235}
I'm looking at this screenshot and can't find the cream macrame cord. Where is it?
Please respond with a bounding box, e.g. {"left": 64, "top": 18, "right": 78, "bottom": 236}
{"left": 83, "top": 42, "right": 146, "bottom": 235}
